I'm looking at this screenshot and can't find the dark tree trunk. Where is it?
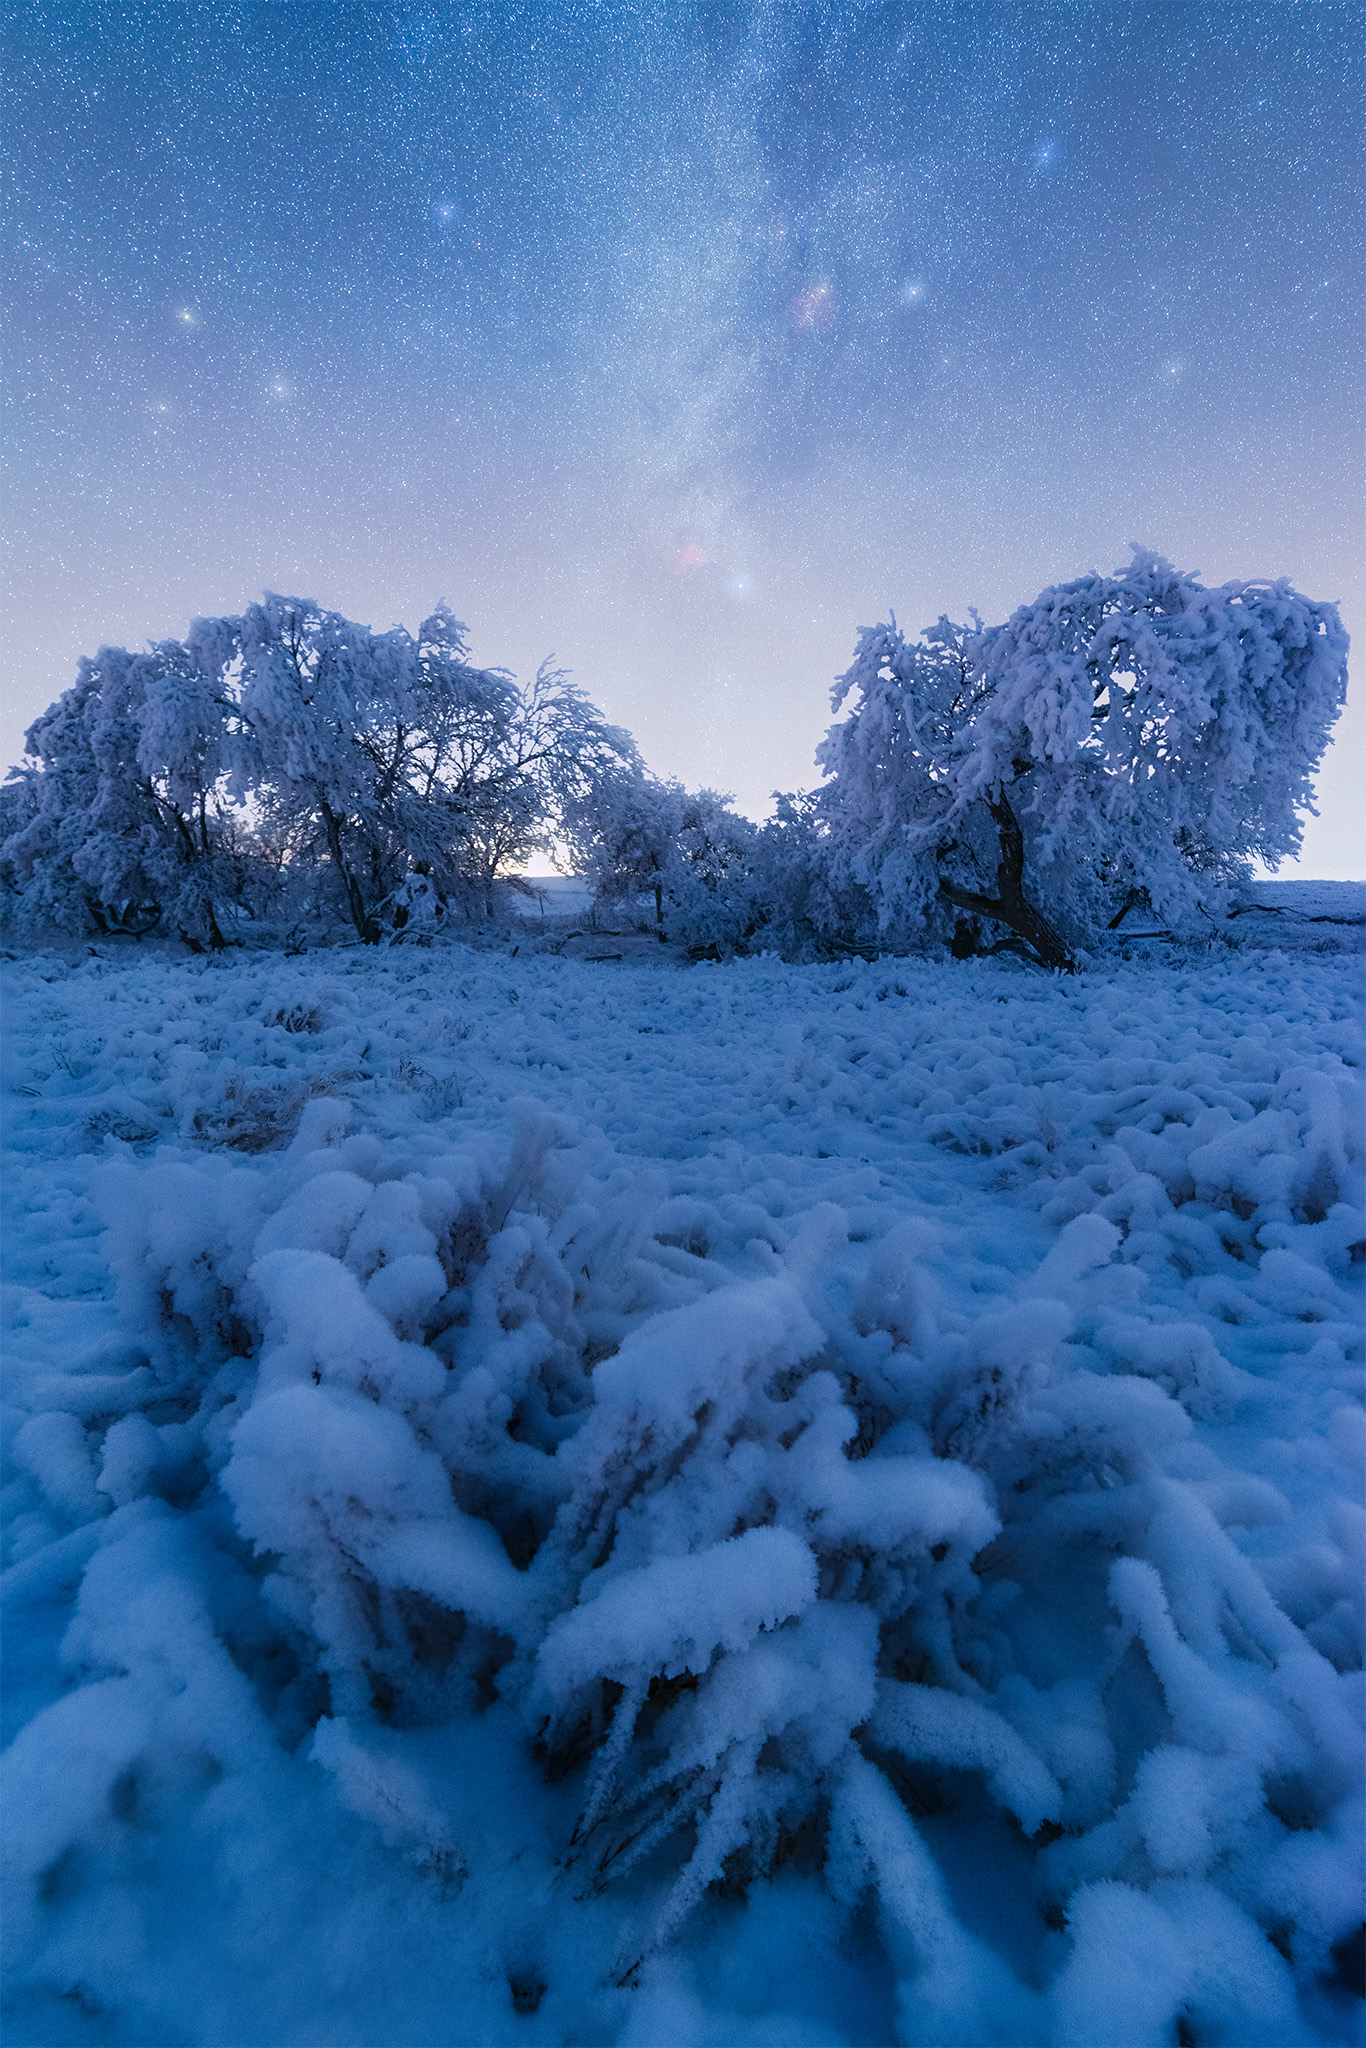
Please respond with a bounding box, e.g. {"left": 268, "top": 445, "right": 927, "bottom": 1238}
{"left": 320, "top": 798, "right": 380, "bottom": 943}
{"left": 1107, "top": 888, "right": 1149, "bottom": 930}
{"left": 939, "top": 790, "right": 1076, "bottom": 972}
{"left": 181, "top": 898, "right": 227, "bottom": 952}
{"left": 165, "top": 800, "right": 226, "bottom": 949}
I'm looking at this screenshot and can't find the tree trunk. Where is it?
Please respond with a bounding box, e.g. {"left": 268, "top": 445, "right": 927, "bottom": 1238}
{"left": 1107, "top": 888, "right": 1148, "bottom": 930}
{"left": 196, "top": 897, "right": 227, "bottom": 951}
{"left": 320, "top": 798, "right": 380, "bottom": 943}
{"left": 939, "top": 790, "right": 1076, "bottom": 972}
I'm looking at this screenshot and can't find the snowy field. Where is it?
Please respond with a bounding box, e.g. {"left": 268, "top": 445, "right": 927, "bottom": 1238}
{"left": 2, "top": 909, "right": 1363, "bottom": 2047}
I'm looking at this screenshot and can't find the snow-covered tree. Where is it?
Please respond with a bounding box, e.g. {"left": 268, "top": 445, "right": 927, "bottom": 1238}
{"left": 184, "top": 595, "right": 420, "bottom": 943}
{"left": 664, "top": 789, "right": 765, "bottom": 954}
{"left": 560, "top": 771, "right": 685, "bottom": 926}
{"left": 561, "top": 775, "right": 766, "bottom": 954}
{"left": 2, "top": 595, "right": 638, "bottom": 948}
{"left": 2, "top": 643, "right": 251, "bottom": 946}
{"left": 188, "top": 597, "right": 637, "bottom": 938}
{"left": 819, "top": 551, "right": 1349, "bottom": 968}
{"left": 455, "top": 657, "right": 640, "bottom": 914}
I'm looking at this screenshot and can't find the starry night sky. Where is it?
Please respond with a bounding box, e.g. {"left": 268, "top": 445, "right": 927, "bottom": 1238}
{"left": 6, "top": 1, "right": 1363, "bottom": 871}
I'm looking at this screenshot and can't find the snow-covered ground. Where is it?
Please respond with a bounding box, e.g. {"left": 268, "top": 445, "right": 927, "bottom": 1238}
{"left": 2, "top": 914, "right": 1362, "bottom": 2047}
{"left": 1243, "top": 881, "right": 1365, "bottom": 923}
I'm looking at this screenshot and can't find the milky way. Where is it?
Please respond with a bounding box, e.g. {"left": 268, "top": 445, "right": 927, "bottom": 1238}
{"left": 6, "top": 1, "right": 1363, "bottom": 869}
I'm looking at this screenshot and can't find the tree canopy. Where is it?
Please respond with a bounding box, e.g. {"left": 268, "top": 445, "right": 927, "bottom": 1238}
{"left": 4, "top": 597, "right": 636, "bottom": 947}
{"left": 816, "top": 551, "right": 1349, "bottom": 967}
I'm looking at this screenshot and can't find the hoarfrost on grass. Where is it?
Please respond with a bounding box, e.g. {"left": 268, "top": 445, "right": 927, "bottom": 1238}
{"left": 1, "top": 922, "right": 1362, "bottom": 2046}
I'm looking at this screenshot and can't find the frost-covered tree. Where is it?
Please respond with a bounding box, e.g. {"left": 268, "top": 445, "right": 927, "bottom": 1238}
{"left": 660, "top": 789, "right": 761, "bottom": 954}
{"left": 819, "top": 551, "right": 1349, "bottom": 968}
{"left": 188, "top": 597, "right": 636, "bottom": 938}
{"left": 3, "top": 596, "right": 636, "bottom": 946}
{"left": 560, "top": 771, "right": 684, "bottom": 926}
{"left": 458, "top": 657, "right": 641, "bottom": 914}
{"left": 186, "top": 596, "right": 444, "bottom": 942}
{"left": 561, "top": 775, "right": 765, "bottom": 953}
{"left": 0, "top": 768, "right": 38, "bottom": 923}
{"left": 749, "top": 790, "right": 877, "bottom": 962}
{"left": 2, "top": 643, "right": 251, "bottom": 946}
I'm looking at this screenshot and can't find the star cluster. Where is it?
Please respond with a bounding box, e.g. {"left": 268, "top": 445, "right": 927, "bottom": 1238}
{"left": 6, "top": 0, "right": 1363, "bottom": 867}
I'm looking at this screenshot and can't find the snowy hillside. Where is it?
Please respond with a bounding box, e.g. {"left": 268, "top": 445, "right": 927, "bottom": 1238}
{"left": 2, "top": 926, "right": 1362, "bottom": 2046}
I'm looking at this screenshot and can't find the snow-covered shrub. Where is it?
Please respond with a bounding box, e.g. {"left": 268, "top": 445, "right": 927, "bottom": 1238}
{"left": 748, "top": 790, "right": 878, "bottom": 961}
{"left": 818, "top": 551, "right": 1349, "bottom": 968}
{"left": 75, "top": 1109, "right": 1018, "bottom": 1995}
